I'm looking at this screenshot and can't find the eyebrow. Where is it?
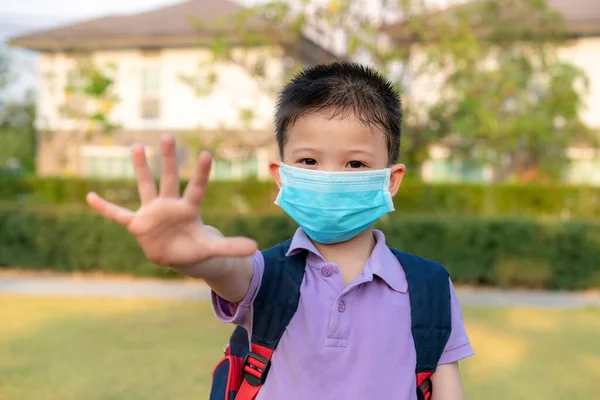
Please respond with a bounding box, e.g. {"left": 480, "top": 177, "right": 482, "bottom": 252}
{"left": 291, "top": 147, "right": 321, "bottom": 154}
{"left": 346, "top": 149, "right": 375, "bottom": 157}
{"left": 291, "top": 148, "right": 375, "bottom": 157}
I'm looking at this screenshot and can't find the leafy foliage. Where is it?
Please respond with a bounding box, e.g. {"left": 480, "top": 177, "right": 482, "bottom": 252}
{"left": 2, "top": 206, "right": 599, "bottom": 290}
{"left": 0, "top": 49, "right": 10, "bottom": 92}
{"left": 182, "top": 0, "right": 592, "bottom": 181}
{"left": 2, "top": 176, "right": 600, "bottom": 219}
{"left": 0, "top": 51, "right": 35, "bottom": 174}
{"left": 59, "top": 57, "right": 120, "bottom": 133}
{"left": 0, "top": 92, "right": 36, "bottom": 174}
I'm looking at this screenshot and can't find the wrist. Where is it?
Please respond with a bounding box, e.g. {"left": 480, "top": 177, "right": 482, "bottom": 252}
{"left": 173, "top": 253, "right": 238, "bottom": 280}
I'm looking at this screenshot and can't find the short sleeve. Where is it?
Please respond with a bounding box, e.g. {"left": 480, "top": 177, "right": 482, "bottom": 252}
{"left": 210, "top": 250, "right": 264, "bottom": 330}
{"left": 438, "top": 278, "right": 475, "bottom": 365}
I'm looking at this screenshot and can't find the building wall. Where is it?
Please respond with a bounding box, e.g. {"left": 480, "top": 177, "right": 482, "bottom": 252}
{"left": 35, "top": 46, "right": 285, "bottom": 177}
{"left": 557, "top": 37, "right": 600, "bottom": 130}
{"left": 36, "top": 129, "right": 280, "bottom": 179}
{"left": 406, "top": 36, "right": 600, "bottom": 128}
{"left": 37, "top": 47, "right": 284, "bottom": 132}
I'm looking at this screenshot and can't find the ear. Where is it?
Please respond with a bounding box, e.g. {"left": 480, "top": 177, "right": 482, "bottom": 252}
{"left": 269, "top": 160, "right": 282, "bottom": 189}
{"left": 388, "top": 163, "right": 406, "bottom": 197}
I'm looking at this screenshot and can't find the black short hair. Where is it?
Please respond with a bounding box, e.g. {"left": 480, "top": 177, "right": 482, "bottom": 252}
{"left": 274, "top": 62, "right": 402, "bottom": 164}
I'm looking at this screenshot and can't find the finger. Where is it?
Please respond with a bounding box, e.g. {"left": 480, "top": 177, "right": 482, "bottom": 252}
{"left": 131, "top": 144, "right": 157, "bottom": 205}
{"left": 183, "top": 151, "right": 213, "bottom": 206}
{"left": 159, "top": 135, "right": 180, "bottom": 198}
{"left": 206, "top": 237, "right": 258, "bottom": 259}
{"left": 86, "top": 192, "right": 134, "bottom": 227}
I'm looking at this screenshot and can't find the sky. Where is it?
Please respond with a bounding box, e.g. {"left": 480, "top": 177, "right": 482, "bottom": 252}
{"left": 0, "top": 0, "right": 262, "bottom": 40}
{"left": 0, "top": 0, "right": 269, "bottom": 100}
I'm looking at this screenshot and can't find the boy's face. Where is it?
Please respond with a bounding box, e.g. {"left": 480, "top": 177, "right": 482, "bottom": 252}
{"left": 269, "top": 110, "right": 406, "bottom": 196}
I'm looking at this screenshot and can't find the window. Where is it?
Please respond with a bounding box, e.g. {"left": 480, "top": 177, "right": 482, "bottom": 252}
{"left": 142, "top": 66, "right": 160, "bottom": 93}
{"left": 63, "top": 68, "right": 87, "bottom": 118}
{"left": 84, "top": 155, "right": 135, "bottom": 179}
{"left": 140, "top": 97, "right": 160, "bottom": 120}
{"left": 82, "top": 146, "right": 139, "bottom": 179}
{"left": 213, "top": 159, "right": 233, "bottom": 180}
{"left": 210, "top": 157, "right": 261, "bottom": 180}
{"left": 429, "top": 159, "right": 486, "bottom": 183}
{"left": 567, "top": 158, "right": 600, "bottom": 186}
{"left": 240, "top": 157, "right": 259, "bottom": 179}
{"left": 140, "top": 64, "right": 161, "bottom": 120}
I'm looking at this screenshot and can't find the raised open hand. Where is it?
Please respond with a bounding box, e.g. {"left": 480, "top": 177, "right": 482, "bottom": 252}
{"left": 86, "top": 135, "right": 257, "bottom": 267}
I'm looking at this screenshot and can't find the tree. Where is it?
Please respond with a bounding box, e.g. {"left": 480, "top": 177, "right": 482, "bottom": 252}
{"left": 182, "top": 0, "right": 591, "bottom": 182}
{"left": 0, "top": 49, "right": 10, "bottom": 93}
{"left": 59, "top": 56, "right": 120, "bottom": 136}
{"left": 0, "top": 50, "right": 35, "bottom": 175}
{"left": 179, "top": 1, "right": 339, "bottom": 162}
{"left": 49, "top": 55, "right": 120, "bottom": 170}
{"left": 0, "top": 92, "right": 36, "bottom": 174}
{"left": 405, "top": 0, "right": 594, "bottom": 182}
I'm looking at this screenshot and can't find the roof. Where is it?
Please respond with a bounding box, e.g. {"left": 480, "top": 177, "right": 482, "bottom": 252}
{"left": 9, "top": 0, "right": 296, "bottom": 51}
{"left": 547, "top": 0, "right": 600, "bottom": 35}
{"left": 385, "top": 0, "right": 600, "bottom": 42}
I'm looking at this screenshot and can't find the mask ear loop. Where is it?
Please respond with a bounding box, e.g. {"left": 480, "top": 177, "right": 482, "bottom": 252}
{"left": 274, "top": 164, "right": 285, "bottom": 206}
{"left": 382, "top": 168, "right": 395, "bottom": 211}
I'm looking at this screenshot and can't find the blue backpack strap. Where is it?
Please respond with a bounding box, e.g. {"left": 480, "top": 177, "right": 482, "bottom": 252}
{"left": 236, "top": 240, "right": 306, "bottom": 399}
{"left": 390, "top": 249, "right": 452, "bottom": 400}
{"left": 251, "top": 239, "right": 306, "bottom": 348}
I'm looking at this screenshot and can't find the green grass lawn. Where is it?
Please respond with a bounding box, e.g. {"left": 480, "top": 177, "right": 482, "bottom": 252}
{"left": 1, "top": 295, "right": 599, "bottom": 399}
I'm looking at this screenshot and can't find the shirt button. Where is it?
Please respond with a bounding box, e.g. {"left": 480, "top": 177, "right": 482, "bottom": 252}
{"left": 322, "top": 267, "right": 332, "bottom": 277}
{"left": 338, "top": 301, "right": 346, "bottom": 313}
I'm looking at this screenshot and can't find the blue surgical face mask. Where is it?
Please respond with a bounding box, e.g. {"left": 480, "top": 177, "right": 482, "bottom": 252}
{"left": 275, "top": 163, "right": 395, "bottom": 244}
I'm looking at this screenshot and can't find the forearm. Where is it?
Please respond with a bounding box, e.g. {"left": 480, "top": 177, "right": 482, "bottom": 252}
{"left": 431, "top": 362, "right": 465, "bottom": 400}
{"left": 172, "top": 255, "right": 254, "bottom": 303}
{"left": 169, "top": 225, "right": 255, "bottom": 303}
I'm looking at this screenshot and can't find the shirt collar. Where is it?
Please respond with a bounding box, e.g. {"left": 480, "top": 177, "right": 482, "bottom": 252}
{"left": 286, "top": 227, "right": 320, "bottom": 256}
{"left": 367, "top": 230, "right": 408, "bottom": 293}
{"left": 286, "top": 228, "right": 408, "bottom": 293}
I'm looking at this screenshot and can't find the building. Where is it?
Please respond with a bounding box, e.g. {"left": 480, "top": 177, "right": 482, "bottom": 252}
{"left": 10, "top": 0, "right": 336, "bottom": 180}
{"left": 385, "top": 0, "right": 600, "bottom": 184}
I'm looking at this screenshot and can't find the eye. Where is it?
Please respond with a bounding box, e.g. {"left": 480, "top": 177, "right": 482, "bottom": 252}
{"left": 299, "top": 158, "right": 317, "bottom": 166}
{"left": 347, "top": 161, "right": 366, "bottom": 168}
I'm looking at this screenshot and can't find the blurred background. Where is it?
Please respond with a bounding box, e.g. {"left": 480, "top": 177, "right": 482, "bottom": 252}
{"left": 1, "top": 0, "right": 599, "bottom": 399}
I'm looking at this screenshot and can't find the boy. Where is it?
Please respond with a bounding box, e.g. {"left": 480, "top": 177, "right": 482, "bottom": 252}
{"left": 87, "top": 62, "right": 474, "bottom": 399}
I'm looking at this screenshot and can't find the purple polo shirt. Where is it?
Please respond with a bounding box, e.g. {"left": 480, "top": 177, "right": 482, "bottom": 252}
{"left": 211, "top": 228, "right": 474, "bottom": 400}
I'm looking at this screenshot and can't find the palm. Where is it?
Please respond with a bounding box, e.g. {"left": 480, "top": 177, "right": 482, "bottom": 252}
{"left": 128, "top": 199, "right": 206, "bottom": 266}
{"left": 86, "top": 136, "right": 257, "bottom": 267}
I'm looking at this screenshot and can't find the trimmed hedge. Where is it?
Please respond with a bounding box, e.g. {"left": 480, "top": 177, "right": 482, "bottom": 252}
{"left": 2, "top": 176, "right": 600, "bottom": 217}
{"left": 1, "top": 207, "right": 599, "bottom": 290}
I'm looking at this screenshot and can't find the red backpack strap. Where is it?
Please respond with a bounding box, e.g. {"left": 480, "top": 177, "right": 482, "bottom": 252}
{"left": 416, "top": 372, "right": 433, "bottom": 400}
{"left": 236, "top": 344, "right": 273, "bottom": 399}
{"left": 390, "top": 249, "right": 452, "bottom": 400}
{"left": 235, "top": 241, "right": 306, "bottom": 400}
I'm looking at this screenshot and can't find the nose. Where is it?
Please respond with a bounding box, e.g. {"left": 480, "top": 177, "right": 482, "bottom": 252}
{"left": 318, "top": 165, "right": 342, "bottom": 172}
{"left": 317, "top": 160, "right": 344, "bottom": 172}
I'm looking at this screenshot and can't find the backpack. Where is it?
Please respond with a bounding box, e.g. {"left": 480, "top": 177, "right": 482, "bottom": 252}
{"left": 209, "top": 240, "right": 452, "bottom": 400}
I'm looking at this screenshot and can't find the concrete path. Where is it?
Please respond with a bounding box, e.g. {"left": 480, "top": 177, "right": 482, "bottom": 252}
{"left": 1, "top": 276, "right": 600, "bottom": 308}
{"left": 0, "top": 276, "right": 211, "bottom": 300}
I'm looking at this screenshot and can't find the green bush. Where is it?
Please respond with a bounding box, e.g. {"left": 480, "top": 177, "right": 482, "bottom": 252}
{"left": 1, "top": 206, "right": 599, "bottom": 290}
{"left": 2, "top": 175, "right": 600, "bottom": 217}
{"left": 0, "top": 176, "right": 280, "bottom": 215}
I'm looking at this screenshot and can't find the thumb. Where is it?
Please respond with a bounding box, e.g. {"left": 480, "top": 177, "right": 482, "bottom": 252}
{"left": 206, "top": 236, "right": 258, "bottom": 258}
